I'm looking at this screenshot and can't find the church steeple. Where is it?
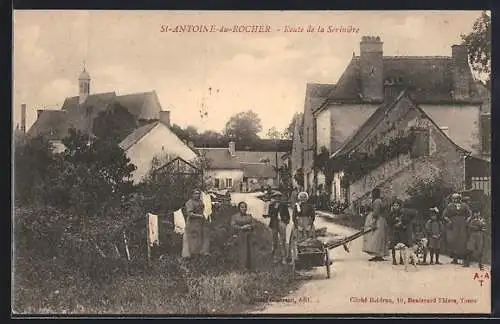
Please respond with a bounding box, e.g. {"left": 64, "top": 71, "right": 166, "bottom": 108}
{"left": 78, "top": 62, "right": 91, "bottom": 104}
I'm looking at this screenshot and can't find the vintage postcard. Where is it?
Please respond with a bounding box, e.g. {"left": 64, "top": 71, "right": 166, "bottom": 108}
{"left": 12, "top": 10, "right": 491, "bottom": 315}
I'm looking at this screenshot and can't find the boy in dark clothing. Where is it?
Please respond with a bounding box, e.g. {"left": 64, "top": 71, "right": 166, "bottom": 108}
{"left": 425, "top": 207, "right": 445, "bottom": 265}
{"left": 388, "top": 199, "right": 416, "bottom": 265}
{"left": 266, "top": 194, "right": 291, "bottom": 264}
{"left": 464, "top": 210, "right": 486, "bottom": 270}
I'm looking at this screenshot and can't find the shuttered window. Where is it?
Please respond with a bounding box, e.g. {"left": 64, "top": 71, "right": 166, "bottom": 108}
{"left": 411, "top": 128, "right": 430, "bottom": 158}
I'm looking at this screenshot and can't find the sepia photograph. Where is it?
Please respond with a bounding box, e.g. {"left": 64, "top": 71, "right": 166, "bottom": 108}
{"left": 12, "top": 10, "right": 491, "bottom": 315}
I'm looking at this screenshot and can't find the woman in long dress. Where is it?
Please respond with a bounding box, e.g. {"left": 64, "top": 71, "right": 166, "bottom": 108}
{"left": 182, "top": 189, "right": 210, "bottom": 258}
{"left": 443, "top": 193, "right": 472, "bottom": 264}
{"left": 231, "top": 201, "right": 256, "bottom": 271}
{"left": 291, "top": 192, "right": 316, "bottom": 241}
{"left": 362, "top": 188, "right": 389, "bottom": 261}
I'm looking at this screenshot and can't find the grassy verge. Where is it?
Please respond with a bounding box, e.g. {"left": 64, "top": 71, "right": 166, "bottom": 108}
{"left": 13, "top": 205, "right": 300, "bottom": 314}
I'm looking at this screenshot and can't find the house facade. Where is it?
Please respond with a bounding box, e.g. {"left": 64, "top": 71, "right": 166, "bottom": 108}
{"left": 289, "top": 114, "right": 304, "bottom": 188}
{"left": 240, "top": 162, "right": 276, "bottom": 192}
{"left": 197, "top": 144, "right": 244, "bottom": 192}
{"left": 328, "top": 91, "right": 470, "bottom": 206}
{"left": 196, "top": 139, "right": 291, "bottom": 192}
{"left": 119, "top": 117, "right": 198, "bottom": 184}
{"left": 301, "top": 83, "right": 335, "bottom": 193}
{"left": 25, "top": 67, "right": 196, "bottom": 184}
{"left": 297, "top": 35, "right": 490, "bottom": 201}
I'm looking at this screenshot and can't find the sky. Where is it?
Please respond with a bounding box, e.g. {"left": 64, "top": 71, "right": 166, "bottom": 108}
{"left": 13, "top": 10, "right": 483, "bottom": 137}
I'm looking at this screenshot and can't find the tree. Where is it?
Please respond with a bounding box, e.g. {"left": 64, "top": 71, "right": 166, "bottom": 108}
{"left": 92, "top": 103, "right": 138, "bottom": 143}
{"left": 170, "top": 123, "right": 188, "bottom": 141}
{"left": 184, "top": 125, "right": 199, "bottom": 141}
{"left": 57, "top": 128, "right": 137, "bottom": 215}
{"left": 224, "top": 110, "right": 262, "bottom": 142}
{"left": 14, "top": 136, "right": 56, "bottom": 205}
{"left": 283, "top": 112, "right": 303, "bottom": 140}
{"left": 266, "top": 127, "right": 283, "bottom": 140}
{"left": 461, "top": 11, "right": 491, "bottom": 86}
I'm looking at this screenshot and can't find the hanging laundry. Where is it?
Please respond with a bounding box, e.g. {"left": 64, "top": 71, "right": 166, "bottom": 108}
{"left": 174, "top": 209, "right": 186, "bottom": 234}
{"left": 147, "top": 213, "right": 159, "bottom": 247}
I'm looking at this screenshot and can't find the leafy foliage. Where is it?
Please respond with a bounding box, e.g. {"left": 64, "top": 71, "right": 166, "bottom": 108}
{"left": 224, "top": 110, "right": 262, "bottom": 142}
{"left": 332, "top": 132, "right": 416, "bottom": 184}
{"left": 461, "top": 11, "right": 491, "bottom": 85}
{"left": 283, "top": 112, "right": 303, "bottom": 140}
{"left": 266, "top": 127, "right": 284, "bottom": 140}
{"left": 404, "top": 177, "right": 453, "bottom": 219}
{"left": 138, "top": 153, "right": 210, "bottom": 213}
{"left": 14, "top": 136, "right": 57, "bottom": 205}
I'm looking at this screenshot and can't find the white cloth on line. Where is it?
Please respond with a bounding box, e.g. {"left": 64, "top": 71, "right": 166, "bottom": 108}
{"left": 173, "top": 209, "right": 186, "bottom": 234}
{"left": 201, "top": 191, "right": 213, "bottom": 222}
{"left": 147, "top": 213, "right": 159, "bottom": 246}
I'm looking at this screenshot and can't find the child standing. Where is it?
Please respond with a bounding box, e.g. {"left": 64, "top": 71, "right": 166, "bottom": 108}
{"left": 464, "top": 210, "right": 486, "bottom": 270}
{"left": 425, "top": 207, "right": 445, "bottom": 265}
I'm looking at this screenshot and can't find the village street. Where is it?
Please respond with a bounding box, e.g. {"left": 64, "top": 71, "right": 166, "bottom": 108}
{"left": 231, "top": 193, "right": 491, "bottom": 314}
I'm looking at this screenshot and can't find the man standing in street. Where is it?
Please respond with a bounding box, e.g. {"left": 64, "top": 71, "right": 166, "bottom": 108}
{"left": 266, "top": 193, "right": 291, "bottom": 264}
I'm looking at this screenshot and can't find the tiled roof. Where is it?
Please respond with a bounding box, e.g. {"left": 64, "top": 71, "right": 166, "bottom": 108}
{"left": 115, "top": 91, "right": 160, "bottom": 119}
{"left": 61, "top": 92, "right": 116, "bottom": 113}
{"left": 61, "top": 91, "right": 160, "bottom": 120}
{"left": 197, "top": 148, "right": 242, "bottom": 170}
{"left": 119, "top": 121, "right": 160, "bottom": 151}
{"left": 314, "top": 56, "right": 482, "bottom": 112}
{"left": 331, "top": 90, "right": 469, "bottom": 159}
{"left": 26, "top": 110, "right": 69, "bottom": 140}
{"left": 29, "top": 90, "right": 162, "bottom": 142}
{"left": 194, "top": 138, "right": 292, "bottom": 152}
{"left": 306, "top": 83, "right": 336, "bottom": 98}
{"left": 304, "top": 83, "right": 336, "bottom": 116}
{"left": 240, "top": 162, "right": 276, "bottom": 179}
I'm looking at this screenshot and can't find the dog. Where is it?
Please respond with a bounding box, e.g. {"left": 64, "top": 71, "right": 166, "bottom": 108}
{"left": 415, "top": 238, "right": 429, "bottom": 265}
{"left": 393, "top": 242, "right": 419, "bottom": 271}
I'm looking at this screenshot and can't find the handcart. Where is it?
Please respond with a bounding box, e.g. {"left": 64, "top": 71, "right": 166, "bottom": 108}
{"left": 289, "top": 227, "right": 376, "bottom": 279}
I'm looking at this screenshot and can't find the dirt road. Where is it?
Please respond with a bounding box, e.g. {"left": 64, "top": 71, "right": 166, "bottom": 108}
{"left": 231, "top": 193, "right": 491, "bottom": 314}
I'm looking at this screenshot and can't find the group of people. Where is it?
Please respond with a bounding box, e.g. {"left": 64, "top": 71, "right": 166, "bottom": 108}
{"left": 181, "top": 186, "right": 486, "bottom": 272}
{"left": 262, "top": 189, "right": 316, "bottom": 265}
{"left": 180, "top": 187, "right": 317, "bottom": 271}
{"left": 362, "top": 188, "right": 486, "bottom": 270}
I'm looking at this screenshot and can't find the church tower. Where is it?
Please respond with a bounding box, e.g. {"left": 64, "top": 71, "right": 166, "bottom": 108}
{"left": 78, "top": 65, "right": 91, "bottom": 104}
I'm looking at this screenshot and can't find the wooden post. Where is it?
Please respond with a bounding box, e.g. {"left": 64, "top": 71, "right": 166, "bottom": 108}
{"left": 123, "top": 231, "right": 131, "bottom": 261}
{"left": 147, "top": 214, "right": 151, "bottom": 262}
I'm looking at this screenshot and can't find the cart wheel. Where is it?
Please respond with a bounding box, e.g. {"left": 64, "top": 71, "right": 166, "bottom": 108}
{"left": 325, "top": 248, "right": 331, "bottom": 279}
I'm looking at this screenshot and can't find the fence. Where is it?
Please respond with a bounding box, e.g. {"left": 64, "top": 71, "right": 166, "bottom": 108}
{"left": 471, "top": 176, "right": 490, "bottom": 196}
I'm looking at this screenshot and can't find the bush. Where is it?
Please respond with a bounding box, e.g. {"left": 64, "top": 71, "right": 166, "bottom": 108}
{"left": 13, "top": 205, "right": 298, "bottom": 314}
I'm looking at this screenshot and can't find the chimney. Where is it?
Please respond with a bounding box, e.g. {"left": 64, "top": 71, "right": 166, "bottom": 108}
{"left": 37, "top": 109, "right": 44, "bottom": 119}
{"left": 159, "top": 110, "right": 170, "bottom": 127}
{"left": 228, "top": 141, "right": 236, "bottom": 156}
{"left": 21, "top": 104, "right": 27, "bottom": 134}
{"left": 360, "top": 36, "right": 384, "bottom": 101}
{"left": 451, "top": 44, "right": 470, "bottom": 100}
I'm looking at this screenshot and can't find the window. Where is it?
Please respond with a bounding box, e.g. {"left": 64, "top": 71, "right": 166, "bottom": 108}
{"left": 411, "top": 128, "right": 430, "bottom": 158}
{"left": 226, "top": 178, "right": 233, "bottom": 188}
{"left": 214, "top": 178, "right": 220, "bottom": 189}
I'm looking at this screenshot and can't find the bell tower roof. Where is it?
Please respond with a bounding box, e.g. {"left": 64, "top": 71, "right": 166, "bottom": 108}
{"left": 79, "top": 67, "right": 90, "bottom": 80}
